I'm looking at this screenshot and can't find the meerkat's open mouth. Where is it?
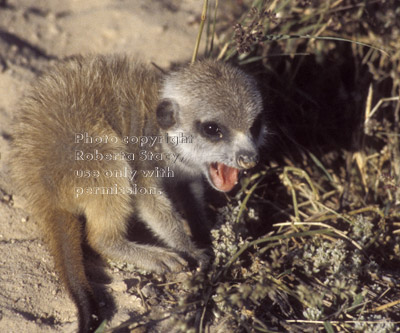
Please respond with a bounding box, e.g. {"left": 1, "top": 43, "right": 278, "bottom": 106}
{"left": 209, "top": 162, "right": 239, "bottom": 192}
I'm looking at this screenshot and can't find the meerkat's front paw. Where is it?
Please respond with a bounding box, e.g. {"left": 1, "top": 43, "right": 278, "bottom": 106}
{"left": 148, "top": 249, "right": 189, "bottom": 274}
{"left": 198, "top": 248, "right": 212, "bottom": 268}
{"left": 185, "top": 246, "right": 210, "bottom": 270}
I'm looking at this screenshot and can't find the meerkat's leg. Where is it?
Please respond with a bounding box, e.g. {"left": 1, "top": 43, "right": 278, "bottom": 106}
{"left": 134, "top": 187, "right": 208, "bottom": 264}
{"left": 39, "top": 208, "right": 101, "bottom": 332}
{"left": 164, "top": 179, "right": 211, "bottom": 244}
{"left": 85, "top": 211, "right": 189, "bottom": 273}
{"left": 82, "top": 175, "right": 188, "bottom": 273}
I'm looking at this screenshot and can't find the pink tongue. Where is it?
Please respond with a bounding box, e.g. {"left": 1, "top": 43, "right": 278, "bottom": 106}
{"left": 209, "top": 163, "right": 239, "bottom": 192}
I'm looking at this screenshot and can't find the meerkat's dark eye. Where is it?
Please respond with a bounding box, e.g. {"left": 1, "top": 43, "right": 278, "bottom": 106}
{"left": 201, "top": 122, "right": 223, "bottom": 139}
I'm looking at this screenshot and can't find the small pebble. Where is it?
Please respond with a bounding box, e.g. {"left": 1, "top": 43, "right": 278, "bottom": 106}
{"left": 2, "top": 195, "right": 11, "bottom": 202}
{"left": 141, "top": 283, "right": 156, "bottom": 298}
{"left": 110, "top": 280, "right": 127, "bottom": 292}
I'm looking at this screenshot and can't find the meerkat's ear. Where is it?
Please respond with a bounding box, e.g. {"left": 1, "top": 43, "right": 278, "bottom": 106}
{"left": 156, "top": 98, "right": 180, "bottom": 129}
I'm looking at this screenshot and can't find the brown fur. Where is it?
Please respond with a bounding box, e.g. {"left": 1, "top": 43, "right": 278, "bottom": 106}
{"left": 11, "top": 55, "right": 264, "bottom": 332}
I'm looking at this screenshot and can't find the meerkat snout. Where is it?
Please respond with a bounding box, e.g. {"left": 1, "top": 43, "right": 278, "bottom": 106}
{"left": 236, "top": 149, "right": 259, "bottom": 169}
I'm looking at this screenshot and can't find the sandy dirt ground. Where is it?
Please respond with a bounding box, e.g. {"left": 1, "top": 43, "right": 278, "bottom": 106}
{"left": 0, "top": 1, "right": 210, "bottom": 331}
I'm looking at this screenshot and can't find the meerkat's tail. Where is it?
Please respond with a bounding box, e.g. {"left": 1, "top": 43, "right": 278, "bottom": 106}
{"left": 43, "top": 209, "right": 102, "bottom": 332}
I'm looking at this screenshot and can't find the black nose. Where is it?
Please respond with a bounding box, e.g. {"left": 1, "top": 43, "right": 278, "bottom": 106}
{"left": 236, "top": 150, "right": 259, "bottom": 169}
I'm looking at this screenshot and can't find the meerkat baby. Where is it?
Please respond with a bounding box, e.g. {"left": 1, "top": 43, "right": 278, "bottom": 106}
{"left": 11, "top": 55, "right": 265, "bottom": 332}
